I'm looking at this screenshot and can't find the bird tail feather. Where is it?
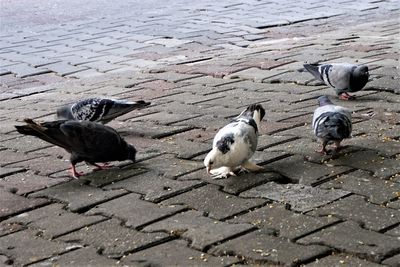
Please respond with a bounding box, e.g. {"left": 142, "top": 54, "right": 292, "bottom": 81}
{"left": 238, "top": 104, "right": 265, "bottom": 129}
{"left": 303, "top": 63, "right": 323, "bottom": 81}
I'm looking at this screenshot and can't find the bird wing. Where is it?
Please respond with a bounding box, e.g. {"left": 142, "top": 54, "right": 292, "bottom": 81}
{"left": 99, "top": 99, "right": 150, "bottom": 123}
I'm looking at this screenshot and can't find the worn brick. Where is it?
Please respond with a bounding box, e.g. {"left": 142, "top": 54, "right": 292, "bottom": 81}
{"left": 86, "top": 193, "right": 186, "bottom": 228}
{"left": 4, "top": 203, "right": 106, "bottom": 239}
{"left": 0, "top": 189, "right": 49, "bottom": 219}
{"left": 210, "top": 228, "right": 330, "bottom": 265}
{"left": 58, "top": 218, "right": 169, "bottom": 258}
{"left": 143, "top": 210, "right": 254, "bottom": 250}
{"left": 30, "top": 180, "right": 127, "bottom": 212}
{"left": 304, "top": 254, "right": 385, "bottom": 267}
{"left": 0, "top": 229, "right": 74, "bottom": 266}
{"left": 297, "top": 221, "right": 400, "bottom": 262}
{"left": 162, "top": 184, "right": 266, "bottom": 220}
{"left": 241, "top": 182, "right": 350, "bottom": 212}
{"left": 121, "top": 239, "right": 239, "bottom": 266}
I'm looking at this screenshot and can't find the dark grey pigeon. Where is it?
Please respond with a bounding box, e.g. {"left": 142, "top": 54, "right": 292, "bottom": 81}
{"left": 303, "top": 63, "right": 369, "bottom": 100}
{"left": 204, "top": 104, "right": 265, "bottom": 179}
{"left": 312, "top": 96, "right": 352, "bottom": 154}
{"left": 57, "top": 98, "right": 151, "bottom": 124}
{"left": 15, "top": 119, "right": 136, "bottom": 178}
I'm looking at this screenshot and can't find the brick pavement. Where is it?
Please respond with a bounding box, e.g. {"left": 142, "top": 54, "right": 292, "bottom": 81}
{"left": 1, "top": 0, "right": 400, "bottom": 266}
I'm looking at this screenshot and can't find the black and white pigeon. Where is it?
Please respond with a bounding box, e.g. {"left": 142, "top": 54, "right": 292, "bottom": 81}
{"left": 312, "top": 96, "right": 352, "bottom": 154}
{"left": 15, "top": 119, "right": 137, "bottom": 178}
{"left": 57, "top": 98, "right": 151, "bottom": 124}
{"left": 204, "top": 104, "right": 265, "bottom": 179}
{"left": 303, "top": 63, "right": 369, "bottom": 100}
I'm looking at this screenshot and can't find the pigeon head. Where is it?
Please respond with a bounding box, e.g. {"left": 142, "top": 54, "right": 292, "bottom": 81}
{"left": 126, "top": 144, "right": 137, "bottom": 162}
{"left": 204, "top": 148, "right": 224, "bottom": 174}
{"left": 354, "top": 65, "right": 369, "bottom": 78}
{"left": 317, "top": 96, "right": 333, "bottom": 107}
{"left": 56, "top": 104, "right": 74, "bottom": 120}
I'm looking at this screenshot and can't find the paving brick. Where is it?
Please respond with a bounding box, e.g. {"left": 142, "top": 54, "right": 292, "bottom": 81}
{"left": 265, "top": 155, "right": 353, "bottom": 185}
{"left": 297, "top": 221, "right": 400, "bottom": 262}
{"left": 319, "top": 170, "right": 400, "bottom": 204}
{"left": 29, "top": 247, "right": 121, "bottom": 267}
{"left": 240, "top": 182, "right": 350, "bottom": 212}
{"left": 86, "top": 193, "right": 186, "bottom": 228}
{"left": 382, "top": 254, "right": 400, "bottom": 267}
{"left": 3, "top": 63, "right": 51, "bottom": 78}
{"left": 0, "top": 170, "right": 69, "bottom": 195}
{"left": 210, "top": 228, "right": 330, "bottom": 265}
{"left": 104, "top": 171, "right": 204, "bottom": 202}
{"left": 224, "top": 67, "right": 288, "bottom": 82}
{"left": 0, "top": 229, "right": 74, "bottom": 266}
{"left": 0, "top": 189, "right": 49, "bottom": 219}
{"left": 0, "top": 166, "right": 26, "bottom": 178}
{"left": 162, "top": 184, "right": 266, "bottom": 220}
{"left": 228, "top": 203, "right": 339, "bottom": 241}
{"left": 309, "top": 195, "right": 400, "bottom": 231}
{"left": 143, "top": 210, "right": 254, "bottom": 250}
{"left": 44, "top": 62, "right": 89, "bottom": 76}
{"left": 121, "top": 239, "right": 240, "bottom": 266}
{"left": 58, "top": 218, "right": 170, "bottom": 258}
{"left": 30, "top": 180, "right": 128, "bottom": 212}
{"left": 304, "top": 254, "right": 385, "bottom": 267}
{"left": 4, "top": 203, "right": 106, "bottom": 239}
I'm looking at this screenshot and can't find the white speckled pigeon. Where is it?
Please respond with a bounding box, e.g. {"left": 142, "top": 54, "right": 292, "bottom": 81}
{"left": 312, "top": 96, "right": 352, "bottom": 154}
{"left": 57, "top": 98, "right": 150, "bottom": 124}
{"left": 15, "top": 119, "right": 136, "bottom": 178}
{"left": 204, "top": 104, "right": 265, "bottom": 179}
{"left": 303, "top": 63, "right": 369, "bottom": 100}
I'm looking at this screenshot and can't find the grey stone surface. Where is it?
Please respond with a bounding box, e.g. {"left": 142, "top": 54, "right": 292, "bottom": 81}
{"left": 210, "top": 228, "right": 330, "bottom": 265}
{"left": 30, "top": 180, "right": 128, "bottom": 212}
{"left": 58, "top": 218, "right": 170, "bottom": 258}
{"left": 143, "top": 210, "right": 254, "bottom": 250}
{"left": 0, "top": 229, "right": 74, "bottom": 266}
{"left": 304, "top": 254, "right": 386, "bottom": 267}
{"left": 297, "top": 221, "right": 400, "bottom": 262}
{"left": 0, "top": 189, "right": 49, "bottom": 219}
{"left": 240, "top": 182, "right": 350, "bottom": 212}
{"left": 121, "top": 239, "right": 240, "bottom": 266}
{"left": 228, "top": 203, "right": 340, "bottom": 240}
{"left": 309, "top": 195, "right": 400, "bottom": 231}
{"left": 86, "top": 193, "right": 186, "bottom": 228}
{"left": 162, "top": 184, "right": 267, "bottom": 220}
{"left": 382, "top": 254, "right": 400, "bottom": 267}
{"left": 4, "top": 203, "right": 106, "bottom": 239}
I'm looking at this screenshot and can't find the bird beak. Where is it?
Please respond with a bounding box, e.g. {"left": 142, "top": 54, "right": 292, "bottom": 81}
{"left": 206, "top": 166, "right": 211, "bottom": 174}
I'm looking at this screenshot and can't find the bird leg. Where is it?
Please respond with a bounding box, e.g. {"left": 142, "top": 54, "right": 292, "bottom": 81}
{"left": 209, "top": 167, "right": 236, "bottom": 179}
{"left": 316, "top": 141, "right": 328, "bottom": 155}
{"left": 333, "top": 141, "right": 342, "bottom": 152}
{"left": 339, "top": 92, "right": 355, "bottom": 101}
{"left": 241, "top": 161, "right": 265, "bottom": 172}
{"left": 85, "top": 162, "right": 111, "bottom": 171}
{"left": 69, "top": 165, "right": 85, "bottom": 179}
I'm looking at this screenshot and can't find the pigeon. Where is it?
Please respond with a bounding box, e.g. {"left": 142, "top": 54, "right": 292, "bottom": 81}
{"left": 204, "top": 104, "right": 265, "bottom": 179}
{"left": 312, "top": 96, "right": 352, "bottom": 154}
{"left": 15, "top": 119, "right": 137, "bottom": 178}
{"left": 57, "top": 98, "right": 151, "bottom": 124}
{"left": 303, "top": 63, "right": 369, "bottom": 100}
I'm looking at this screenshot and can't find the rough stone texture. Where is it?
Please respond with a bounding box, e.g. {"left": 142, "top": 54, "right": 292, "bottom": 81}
{"left": 240, "top": 182, "right": 350, "bottom": 212}
{"left": 0, "top": 229, "right": 74, "bottom": 266}
{"left": 210, "top": 228, "right": 330, "bottom": 265}
{"left": 30, "top": 180, "right": 128, "bottom": 212}
{"left": 121, "top": 239, "right": 240, "bottom": 266}
{"left": 143, "top": 210, "right": 254, "bottom": 250}
{"left": 162, "top": 184, "right": 267, "bottom": 220}
{"left": 86, "top": 193, "right": 186, "bottom": 228}
{"left": 382, "top": 254, "right": 400, "bottom": 267}
{"left": 58, "top": 218, "right": 170, "bottom": 258}
{"left": 309, "top": 195, "right": 400, "bottom": 231}
{"left": 29, "top": 247, "right": 122, "bottom": 267}
{"left": 4, "top": 203, "right": 106, "bottom": 239}
{"left": 304, "top": 254, "right": 386, "bottom": 267}
{"left": 0, "top": 189, "right": 49, "bottom": 219}
{"left": 297, "top": 221, "right": 400, "bottom": 262}
{"left": 228, "top": 203, "right": 339, "bottom": 240}
{"left": 318, "top": 170, "right": 400, "bottom": 204}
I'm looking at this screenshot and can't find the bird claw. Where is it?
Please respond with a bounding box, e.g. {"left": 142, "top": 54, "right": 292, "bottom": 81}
{"left": 339, "top": 93, "right": 355, "bottom": 101}
{"left": 209, "top": 167, "right": 236, "bottom": 179}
